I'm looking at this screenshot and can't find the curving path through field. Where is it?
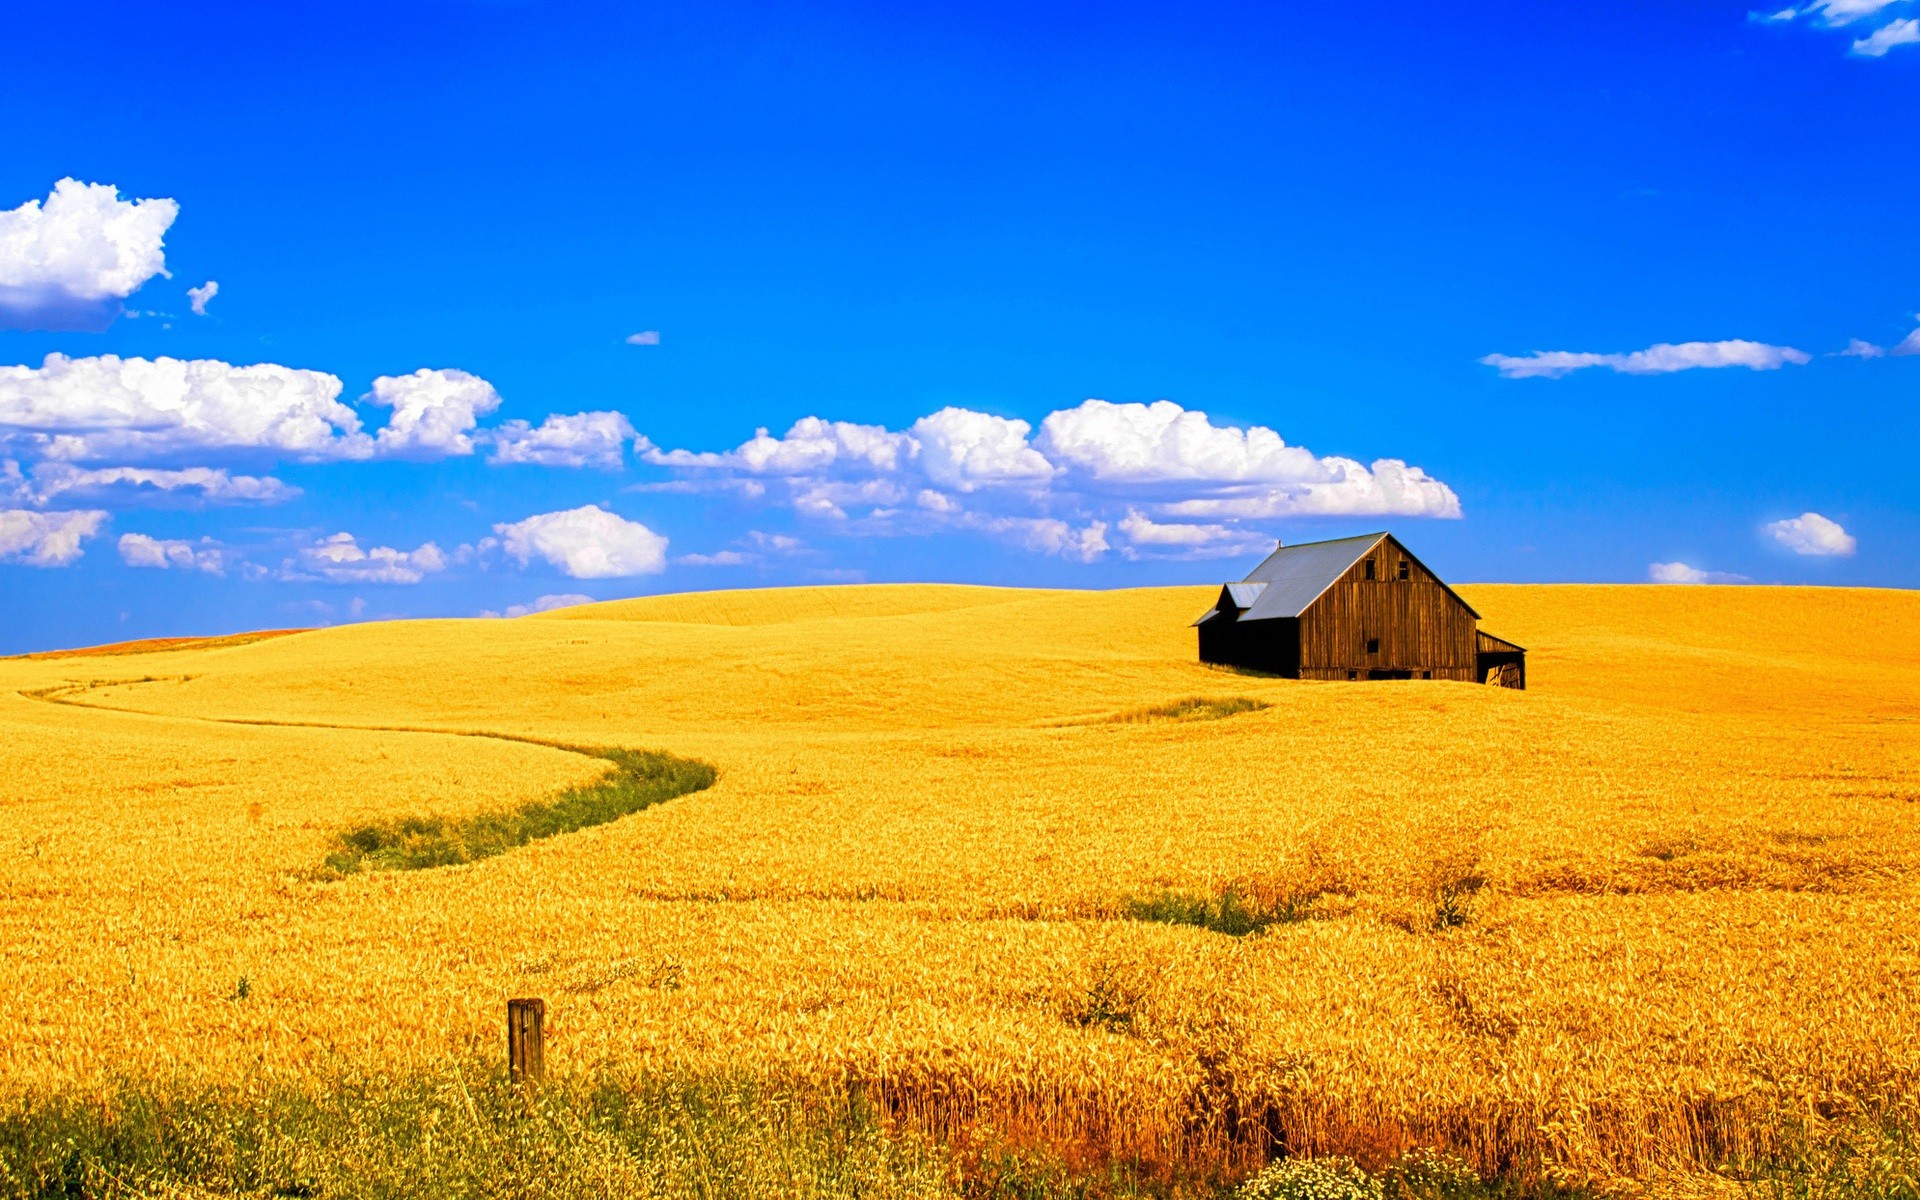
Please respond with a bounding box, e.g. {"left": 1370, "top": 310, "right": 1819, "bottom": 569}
{"left": 21, "top": 676, "right": 718, "bottom": 874}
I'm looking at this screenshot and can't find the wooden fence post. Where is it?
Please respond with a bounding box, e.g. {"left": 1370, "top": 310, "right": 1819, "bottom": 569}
{"left": 508, "top": 998, "right": 546, "bottom": 1086}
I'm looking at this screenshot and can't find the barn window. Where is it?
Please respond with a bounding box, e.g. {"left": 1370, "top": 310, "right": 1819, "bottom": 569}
{"left": 1366, "top": 637, "right": 1380, "bottom": 654}
{"left": 1364, "top": 560, "right": 1376, "bottom": 580}
{"left": 1421, "top": 670, "right": 1431, "bottom": 679}
{"left": 1347, "top": 670, "right": 1358, "bottom": 680}
{"left": 1398, "top": 560, "right": 1409, "bottom": 580}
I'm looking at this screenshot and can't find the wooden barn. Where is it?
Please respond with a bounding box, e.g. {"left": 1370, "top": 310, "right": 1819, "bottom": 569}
{"left": 1193, "top": 532, "right": 1527, "bottom": 688}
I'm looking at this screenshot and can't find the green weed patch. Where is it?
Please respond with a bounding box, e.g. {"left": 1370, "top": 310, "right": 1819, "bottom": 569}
{"left": 1110, "top": 696, "right": 1270, "bottom": 724}
{"left": 323, "top": 745, "right": 716, "bottom": 875}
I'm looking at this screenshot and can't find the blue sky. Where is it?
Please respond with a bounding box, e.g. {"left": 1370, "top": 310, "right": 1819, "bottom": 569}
{"left": 3, "top": 1, "right": 1916, "bottom": 652}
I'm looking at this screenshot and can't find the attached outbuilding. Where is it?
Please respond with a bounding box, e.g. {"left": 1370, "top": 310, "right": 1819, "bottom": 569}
{"left": 1193, "top": 532, "right": 1526, "bottom": 687}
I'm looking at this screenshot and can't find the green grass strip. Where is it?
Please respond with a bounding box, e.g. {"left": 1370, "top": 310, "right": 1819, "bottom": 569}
{"left": 1109, "top": 696, "right": 1270, "bottom": 723}
{"left": 323, "top": 745, "right": 716, "bottom": 875}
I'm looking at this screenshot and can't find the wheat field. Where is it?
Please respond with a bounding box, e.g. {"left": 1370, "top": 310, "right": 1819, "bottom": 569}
{"left": 3, "top": 583, "right": 1918, "bottom": 1194}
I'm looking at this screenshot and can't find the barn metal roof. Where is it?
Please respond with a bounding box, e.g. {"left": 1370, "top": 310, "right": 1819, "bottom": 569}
{"left": 1224, "top": 582, "right": 1268, "bottom": 609}
{"left": 1191, "top": 532, "right": 1482, "bottom": 625}
{"left": 1234, "top": 533, "right": 1387, "bottom": 619}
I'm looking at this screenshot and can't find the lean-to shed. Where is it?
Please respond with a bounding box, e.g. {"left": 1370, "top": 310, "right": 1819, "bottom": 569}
{"left": 1192, "top": 532, "right": 1527, "bottom": 687}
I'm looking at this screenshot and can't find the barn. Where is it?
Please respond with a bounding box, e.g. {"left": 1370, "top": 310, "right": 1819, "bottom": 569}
{"left": 1192, "top": 532, "right": 1527, "bottom": 687}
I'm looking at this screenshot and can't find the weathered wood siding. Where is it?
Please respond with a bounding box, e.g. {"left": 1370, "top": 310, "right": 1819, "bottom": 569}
{"left": 1297, "top": 536, "right": 1477, "bottom": 676}
{"left": 1475, "top": 630, "right": 1527, "bottom": 689}
{"left": 1477, "top": 631, "right": 1523, "bottom": 655}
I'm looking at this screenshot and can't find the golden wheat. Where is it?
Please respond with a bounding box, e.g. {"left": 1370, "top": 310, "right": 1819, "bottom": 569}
{"left": 2, "top": 583, "right": 1917, "bottom": 1193}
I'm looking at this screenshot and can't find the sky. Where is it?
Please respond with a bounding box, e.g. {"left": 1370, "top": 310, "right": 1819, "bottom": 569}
{"left": 2, "top": 1, "right": 1916, "bottom": 653}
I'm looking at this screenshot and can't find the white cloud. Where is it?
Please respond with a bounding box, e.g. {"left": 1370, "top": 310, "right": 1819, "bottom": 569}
{"left": 1038, "top": 399, "right": 1320, "bottom": 484}
{"left": 1840, "top": 338, "right": 1886, "bottom": 358}
{"left": 1154, "top": 457, "right": 1462, "bottom": 520}
{"left": 1891, "top": 325, "right": 1920, "bottom": 356}
{"left": 654, "top": 416, "right": 917, "bottom": 476}
{"left": 1853, "top": 15, "right": 1919, "bottom": 51}
{"left": 655, "top": 419, "right": 895, "bottom": 475}
{"left": 792, "top": 478, "right": 908, "bottom": 520}
{"left": 186, "top": 280, "right": 218, "bottom": 316}
{"left": 366, "top": 368, "right": 502, "bottom": 458}
{"left": 742, "top": 530, "right": 803, "bottom": 553}
{"left": 0, "top": 508, "right": 108, "bottom": 566}
{"left": 909, "top": 408, "right": 1055, "bottom": 491}
{"left": 959, "top": 515, "right": 1109, "bottom": 562}
{"left": 1649, "top": 562, "right": 1752, "bottom": 585}
{"left": 1481, "top": 340, "right": 1812, "bottom": 379}
{"left": 22, "top": 463, "right": 298, "bottom": 506}
{"left": 1116, "top": 509, "right": 1274, "bottom": 559}
{"left": 488, "top": 411, "right": 640, "bottom": 469}
{"left": 1032, "top": 399, "right": 1459, "bottom": 517}
{"left": 0, "top": 353, "right": 370, "bottom": 461}
{"left": 1771, "top": 0, "right": 1905, "bottom": 24}
{"left": 1760, "top": 2, "right": 1920, "bottom": 57}
{"left": 488, "top": 592, "right": 596, "bottom": 617}
{"left": 494, "top": 505, "right": 668, "bottom": 578}
{"left": 0, "top": 180, "right": 177, "bottom": 330}
{"left": 1766, "top": 511, "right": 1857, "bottom": 556}
{"left": 674, "top": 529, "right": 805, "bottom": 567}
{"left": 118, "top": 533, "right": 226, "bottom": 574}
{"left": 291, "top": 532, "right": 450, "bottom": 584}
{"left": 626, "top": 331, "right": 661, "bottom": 346}
{"left": 642, "top": 397, "right": 1460, "bottom": 557}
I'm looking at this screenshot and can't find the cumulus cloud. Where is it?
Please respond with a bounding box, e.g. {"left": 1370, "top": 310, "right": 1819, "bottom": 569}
{"left": 1839, "top": 338, "right": 1887, "bottom": 358}
{"left": 792, "top": 478, "right": 909, "bottom": 520}
{"left": 186, "top": 280, "right": 217, "bottom": 316}
{"left": 1116, "top": 509, "right": 1275, "bottom": 559}
{"left": 20, "top": 463, "right": 298, "bottom": 506}
{"left": 1037, "top": 399, "right": 1461, "bottom": 518}
{"left": 1038, "top": 399, "right": 1320, "bottom": 484}
{"left": 0, "top": 180, "right": 177, "bottom": 330}
{"left": 910, "top": 408, "right": 1055, "bottom": 491}
{"left": 1649, "top": 562, "right": 1752, "bottom": 585}
{"left": 488, "top": 411, "right": 640, "bottom": 469}
{"left": 0, "top": 353, "right": 370, "bottom": 461}
{"left": 1891, "top": 325, "right": 1920, "bottom": 356}
{"left": 1481, "top": 340, "right": 1812, "bottom": 379}
{"left": 640, "top": 397, "right": 1459, "bottom": 561}
{"left": 626, "top": 331, "right": 661, "bottom": 346}
{"left": 1852, "top": 15, "right": 1919, "bottom": 52}
{"left": 366, "top": 368, "right": 502, "bottom": 457}
{"left": 290, "top": 532, "right": 450, "bottom": 584}
{"left": 1766, "top": 511, "right": 1857, "bottom": 556}
{"left": 651, "top": 416, "right": 917, "bottom": 476}
{"left": 0, "top": 355, "right": 633, "bottom": 468}
{"left": 1154, "top": 458, "right": 1462, "bottom": 520}
{"left": 118, "top": 533, "right": 227, "bottom": 574}
{"left": 493, "top": 505, "right": 668, "bottom": 578}
{"left": 0, "top": 508, "right": 108, "bottom": 566}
